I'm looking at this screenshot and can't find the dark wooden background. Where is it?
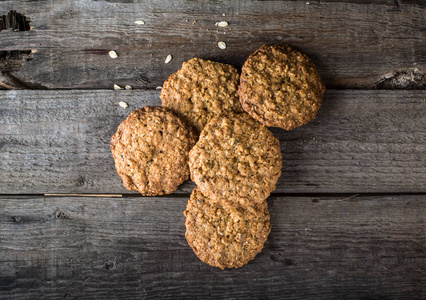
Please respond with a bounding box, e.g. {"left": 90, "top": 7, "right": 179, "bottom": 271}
{"left": 0, "top": 0, "right": 425, "bottom": 299}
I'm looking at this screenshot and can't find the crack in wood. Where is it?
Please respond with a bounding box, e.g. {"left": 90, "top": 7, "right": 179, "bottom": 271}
{"left": 0, "top": 10, "right": 30, "bottom": 32}
{"left": 374, "top": 68, "right": 425, "bottom": 89}
{"left": 0, "top": 50, "right": 32, "bottom": 67}
{"left": 0, "top": 11, "right": 45, "bottom": 89}
{"left": 0, "top": 51, "right": 47, "bottom": 89}
{"left": 0, "top": 50, "right": 39, "bottom": 89}
{"left": 0, "top": 71, "right": 46, "bottom": 90}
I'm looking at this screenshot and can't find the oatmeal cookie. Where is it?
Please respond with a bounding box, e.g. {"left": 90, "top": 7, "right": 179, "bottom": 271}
{"left": 189, "top": 112, "right": 282, "bottom": 208}
{"left": 239, "top": 44, "right": 325, "bottom": 130}
{"left": 161, "top": 58, "right": 243, "bottom": 134}
{"left": 184, "top": 187, "right": 271, "bottom": 269}
{"left": 111, "top": 106, "right": 197, "bottom": 196}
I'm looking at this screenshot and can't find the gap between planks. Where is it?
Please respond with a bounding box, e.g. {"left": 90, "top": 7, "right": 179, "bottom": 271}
{"left": 1, "top": 192, "right": 426, "bottom": 199}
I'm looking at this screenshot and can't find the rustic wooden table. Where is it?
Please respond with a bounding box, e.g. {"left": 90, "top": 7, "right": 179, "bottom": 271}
{"left": 1, "top": 1, "right": 425, "bottom": 299}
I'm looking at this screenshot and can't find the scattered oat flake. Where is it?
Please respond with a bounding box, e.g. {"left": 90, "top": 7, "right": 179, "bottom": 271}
{"left": 222, "top": 13, "right": 226, "bottom": 17}
{"left": 156, "top": 86, "right": 163, "bottom": 90}
{"left": 114, "top": 84, "right": 123, "bottom": 90}
{"left": 125, "top": 85, "right": 132, "bottom": 90}
{"left": 215, "top": 21, "right": 228, "bottom": 27}
{"left": 119, "top": 101, "right": 128, "bottom": 109}
{"left": 185, "top": 19, "right": 189, "bottom": 22}
{"left": 109, "top": 50, "right": 118, "bottom": 58}
{"left": 218, "top": 41, "right": 226, "bottom": 50}
{"left": 192, "top": 20, "right": 196, "bottom": 24}
{"left": 134, "top": 20, "right": 145, "bottom": 25}
{"left": 164, "top": 54, "right": 173, "bottom": 64}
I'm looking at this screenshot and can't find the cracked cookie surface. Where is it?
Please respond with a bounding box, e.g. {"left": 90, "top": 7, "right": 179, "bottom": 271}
{"left": 189, "top": 112, "right": 282, "bottom": 208}
{"left": 239, "top": 44, "right": 325, "bottom": 130}
{"left": 161, "top": 57, "right": 243, "bottom": 134}
{"left": 184, "top": 187, "right": 271, "bottom": 269}
{"left": 111, "top": 106, "right": 197, "bottom": 196}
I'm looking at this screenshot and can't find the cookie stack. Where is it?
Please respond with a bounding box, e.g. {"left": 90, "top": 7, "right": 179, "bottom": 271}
{"left": 111, "top": 44, "right": 325, "bottom": 269}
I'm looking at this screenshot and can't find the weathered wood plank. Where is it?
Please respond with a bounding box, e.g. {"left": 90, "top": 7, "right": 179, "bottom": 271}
{"left": 1, "top": 90, "right": 425, "bottom": 194}
{"left": 0, "top": 195, "right": 424, "bottom": 299}
{"left": 0, "top": 0, "right": 424, "bottom": 89}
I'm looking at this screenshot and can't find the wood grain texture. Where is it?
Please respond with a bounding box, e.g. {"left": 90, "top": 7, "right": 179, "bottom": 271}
{"left": 1, "top": 89, "right": 425, "bottom": 194}
{"left": 0, "top": 195, "right": 424, "bottom": 299}
{"left": 0, "top": 0, "right": 424, "bottom": 89}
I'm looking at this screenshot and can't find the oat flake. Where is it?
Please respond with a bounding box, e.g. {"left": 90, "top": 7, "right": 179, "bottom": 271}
{"left": 215, "top": 21, "right": 228, "bottom": 27}
{"left": 114, "top": 84, "right": 123, "bottom": 90}
{"left": 134, "top": 20, "right": 145, "bottom": 25}
{"left": 119, "top": 101, "right": 128, "bottom": 108}
{"left": 165, "top": 55, "right": 173, "bottom": 64}
{"left": 218, "top": 42, "right": 226, "bottom": 50}
{"left": 109, "top": 50, "right": 118, "bottom": 58}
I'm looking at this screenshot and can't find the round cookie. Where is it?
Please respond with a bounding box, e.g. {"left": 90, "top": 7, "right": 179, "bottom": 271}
{"left": 184, "top": 187, "right": 271, "bottom": 269}
{"left": 239, "top": 44, "right": 325, "bottom": 130}
{"left": 160, "top": 57, "right": 243, "bottom": 134}
{"left": 111, "top": 106, "right": 197, "bottom": 196}
{"left": 189, "top": 112, "right": 282, "bottom": 208}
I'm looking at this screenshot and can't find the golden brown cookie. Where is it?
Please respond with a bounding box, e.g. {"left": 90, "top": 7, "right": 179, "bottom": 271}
{"left": 239, "top": 44, "right": 325, "bottom": 130}
{"left": 111, "top": 106, "right": 197, "bottom": 196}
{"left": 189, "top": 112, "right": 282, "bottom": 208}
{"left": 184, "top": 187, "right": 271, "bottom": 269}
{"left": 160, "top": 57, "right": 243, "bottom": 134}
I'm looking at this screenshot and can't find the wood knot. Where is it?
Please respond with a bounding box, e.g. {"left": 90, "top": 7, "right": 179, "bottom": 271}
{"left": 77, "top": 175, "right": 94, "bottom": 187}
{"left": 12, "top": 216, "right": 21, "bottom": 223}
{"left": 55, "top": 210, "right": 68, "bottom": 219}
{"left": 104, "top": 260, "right": 116, "bottom": 270}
